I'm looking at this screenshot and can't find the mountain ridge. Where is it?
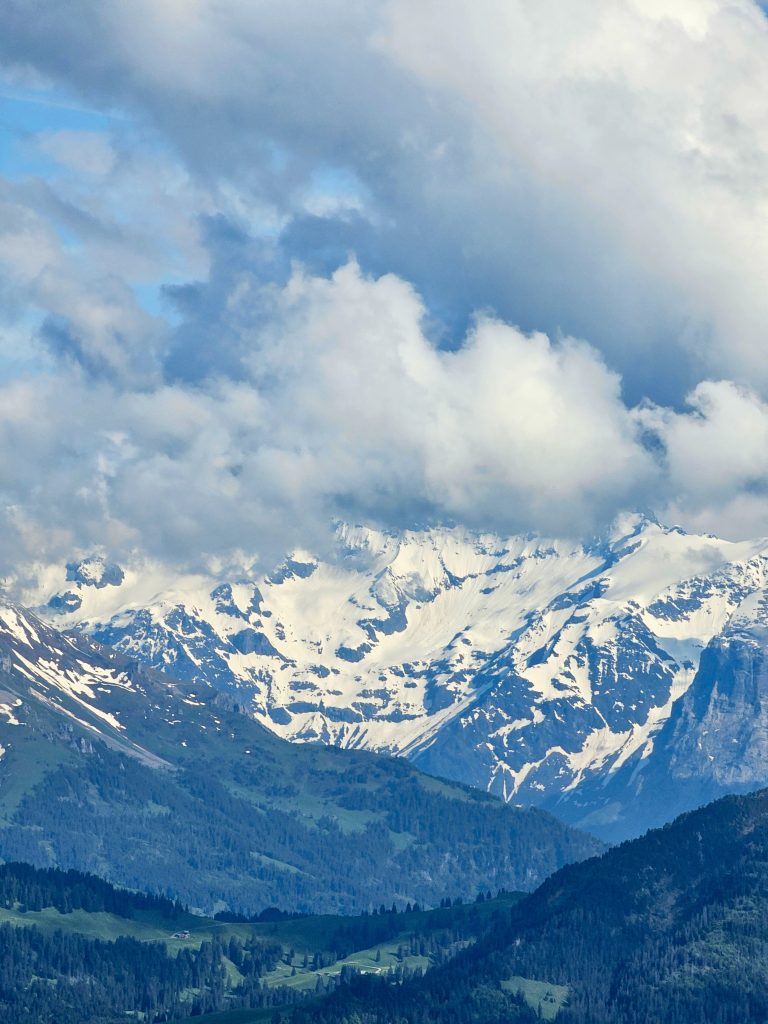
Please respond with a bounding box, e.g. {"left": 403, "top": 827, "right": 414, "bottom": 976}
{"left": 30, "top": 515, "right": 768, "bottom": 839}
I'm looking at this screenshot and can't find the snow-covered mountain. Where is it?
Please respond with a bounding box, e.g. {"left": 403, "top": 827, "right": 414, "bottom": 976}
{"left": 34, "top": 514, "right": 768, "bottom": 839}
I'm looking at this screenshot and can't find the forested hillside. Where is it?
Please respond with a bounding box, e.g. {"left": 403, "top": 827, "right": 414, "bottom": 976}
{"left": 290, "top": 787, "right": 768, "bottom": 1024}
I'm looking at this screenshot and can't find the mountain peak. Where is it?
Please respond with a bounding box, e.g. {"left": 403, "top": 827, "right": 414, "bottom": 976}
{"left": 66, "top": 556, "right": 125, "bottom": 589}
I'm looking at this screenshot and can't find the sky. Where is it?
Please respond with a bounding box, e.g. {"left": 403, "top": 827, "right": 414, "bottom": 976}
{"left": 0, "top": 0, "right": 767, "bottom": 576}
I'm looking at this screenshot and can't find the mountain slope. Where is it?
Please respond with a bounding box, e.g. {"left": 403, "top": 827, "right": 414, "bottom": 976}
{"left": 34, "top": 516, "right": 768, "bottom": 838}
{"left": 292, "top": 786, "right": 768, "bottom": 1024}
{"left": 0, "top": 605, "right": 600, "bottom": 915}
{"left": 569, "top": 588, "right": 768, "bottom": 839}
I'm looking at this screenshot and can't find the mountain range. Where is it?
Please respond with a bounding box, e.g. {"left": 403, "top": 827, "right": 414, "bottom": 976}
{"left": 0, "top": 604, "right": 598, "bottom": 915}
{"left": 33, "top": 513, "right": 768, "bottom": 841}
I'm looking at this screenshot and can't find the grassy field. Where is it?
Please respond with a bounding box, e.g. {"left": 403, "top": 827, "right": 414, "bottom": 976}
{"left": 261, "top": 935, "right": 434, "bottom": 992}
{"left": 502, "top": 976, "right": 569, "bottom": 1020}
{"left": 0, "top": 903, "right": 242, "bottom": 950}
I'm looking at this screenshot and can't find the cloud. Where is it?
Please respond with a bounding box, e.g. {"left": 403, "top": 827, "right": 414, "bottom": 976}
{"left": 640, "top": 381, "right": 768, "bottom": 538}
{"left": 0, "top": 259, "right": 765, "bottom": 581}
{"left": 0, "top": 1, "right": 767, "bottom": 574}
{"left": 3, "top": 1, "right": 768, "bottom": 400}
{"left": 235, "top": 262, "right": 655, "bottom": 535}
{"left": 0, "top": 262, "right": 655, "bottom": 572}
{"left": 36, "top": 129, "right": 117, "bottom": 176}
{"left": 0, "top": 125, "right": 213, "bottom": 385}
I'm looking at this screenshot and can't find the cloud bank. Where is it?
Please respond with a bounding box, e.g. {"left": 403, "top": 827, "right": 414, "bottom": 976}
{"left": 0, "top": 0, "right": 767, "bottom": 573}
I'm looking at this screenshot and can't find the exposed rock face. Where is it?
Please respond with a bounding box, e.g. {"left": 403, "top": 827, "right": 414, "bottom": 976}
{"left": 545, "top": 596, "right": 768, "bottom": 840}
{"left": 663, "top": 624, "right": 768, "bottom": 790}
